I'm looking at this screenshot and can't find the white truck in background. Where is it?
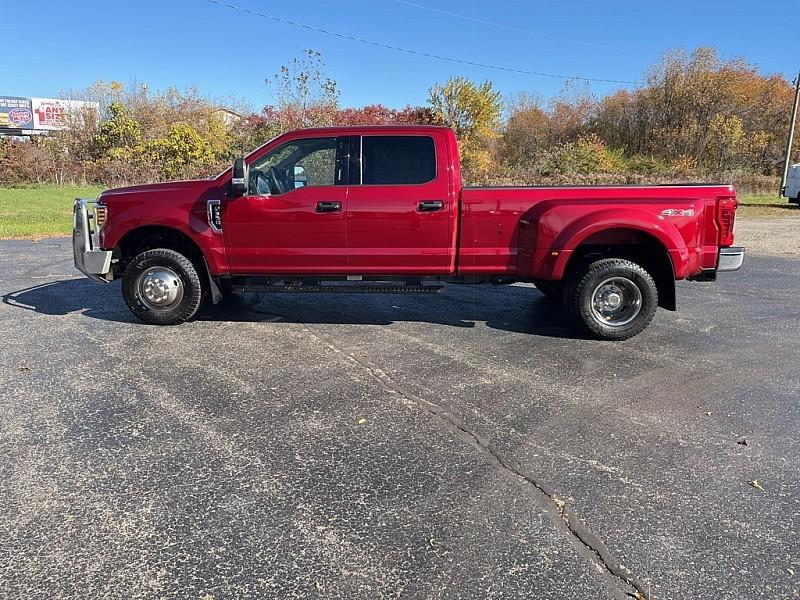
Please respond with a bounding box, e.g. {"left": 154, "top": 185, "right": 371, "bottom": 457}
{"left": 783, "top": 164, "right": 800, "bottom": 205}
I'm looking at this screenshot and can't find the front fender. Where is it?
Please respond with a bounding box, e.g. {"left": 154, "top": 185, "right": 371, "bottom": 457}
{"left": 101, "top": 200, "right": 227, "bottom": 274}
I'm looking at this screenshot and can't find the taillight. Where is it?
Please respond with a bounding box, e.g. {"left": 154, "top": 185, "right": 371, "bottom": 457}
{"left": 716, "top": 196, "right": 737, "bottom": 247}
{"left": 95, "top": 205, "right": 107, "bottom": 229}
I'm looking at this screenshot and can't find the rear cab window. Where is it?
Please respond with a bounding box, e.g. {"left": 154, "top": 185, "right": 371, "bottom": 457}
{"left": 360, "top": 135, "right": 436, "bottom": 185}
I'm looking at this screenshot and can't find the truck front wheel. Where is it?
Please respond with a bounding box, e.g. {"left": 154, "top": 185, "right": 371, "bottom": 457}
{"left": 122, "top": 248, "right": 203, "bottom": 325}
{"left": 564, "top": 258, "right": 658, "bottom": 341}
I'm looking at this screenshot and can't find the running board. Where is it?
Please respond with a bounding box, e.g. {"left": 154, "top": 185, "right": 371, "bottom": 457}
{"left": 231, "top": 283, "right": 445, "bottom": 294}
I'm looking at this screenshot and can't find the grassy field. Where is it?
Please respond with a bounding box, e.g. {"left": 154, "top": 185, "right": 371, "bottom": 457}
{"left": 0, "top": 185, "right": 797, "bottom": 239}
{"left": 0, "top": 185, "right": 105, "bottom": 239}
{"left": 737, "top": 194, "right": 799, "bottom": 218}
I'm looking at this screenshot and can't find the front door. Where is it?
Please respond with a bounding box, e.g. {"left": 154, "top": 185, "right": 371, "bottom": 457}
{"left": 345, "top": 134, "right": 454, "bottom": 274}
{"left": 224, "top": 135, "right": 350, "bottom": 274}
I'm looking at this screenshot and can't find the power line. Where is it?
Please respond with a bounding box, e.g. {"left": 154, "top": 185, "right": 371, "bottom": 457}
{"left": 204, "top": 0, "right": 640, "bottom": 85}
{"left": 395, "top": 0, "right": 631, "bottom": 54}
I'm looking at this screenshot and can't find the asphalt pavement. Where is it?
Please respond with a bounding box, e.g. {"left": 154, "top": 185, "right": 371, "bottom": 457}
{"left": 1, "top": 238, "right": 798, "bottom": 599}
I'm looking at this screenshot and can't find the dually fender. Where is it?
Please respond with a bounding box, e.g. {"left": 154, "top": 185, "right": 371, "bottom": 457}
{"left": 529, "top": 207, "right": 689, "bottom": 280}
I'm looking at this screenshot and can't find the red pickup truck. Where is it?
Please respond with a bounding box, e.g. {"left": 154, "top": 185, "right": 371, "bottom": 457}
{"left": 73, "top": 125, "right": 744, "bottom": 340}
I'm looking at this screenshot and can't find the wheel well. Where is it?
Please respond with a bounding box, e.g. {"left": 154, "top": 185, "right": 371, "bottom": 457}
{"left": 116, "top": 226, "right": 207, "bottom": 276}
{"left": 564, "top": 228, "right": 676, "bottom": 311}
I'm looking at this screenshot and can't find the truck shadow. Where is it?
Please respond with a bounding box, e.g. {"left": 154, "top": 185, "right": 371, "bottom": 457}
{"left": 2, "top": 279, "right": 139, "bottom": 323}
{"left": 2, "top": 278, "right": 584, "bottom": 339}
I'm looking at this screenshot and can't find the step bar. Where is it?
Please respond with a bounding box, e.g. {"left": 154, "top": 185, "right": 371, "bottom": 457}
{"left": 231, "top": 282, "right": 445, "bottom": 294}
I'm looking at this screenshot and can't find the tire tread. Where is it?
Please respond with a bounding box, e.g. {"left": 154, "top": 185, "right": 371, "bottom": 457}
{"left": 565, "top": 258, "right": 658, "bottom": 341}
{"left": 122, "top": 248, "right": 203, "bottom": 325}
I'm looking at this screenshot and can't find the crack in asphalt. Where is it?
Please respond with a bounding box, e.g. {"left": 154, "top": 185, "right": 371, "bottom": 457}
{"left": 300, "top": 325, "right": 651, "bottom": 600}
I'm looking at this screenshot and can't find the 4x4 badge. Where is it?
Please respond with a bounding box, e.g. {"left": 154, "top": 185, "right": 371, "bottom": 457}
{"left": 661, "top": 208, "right": 695, "bottom": 217}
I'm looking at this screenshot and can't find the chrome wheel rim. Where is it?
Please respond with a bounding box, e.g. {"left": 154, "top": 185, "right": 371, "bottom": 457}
{"left": 590, "top": 276, "right": 642, "bottom": 327}
{"left": 137, "top": 267, "right": 184, "bottom": 310}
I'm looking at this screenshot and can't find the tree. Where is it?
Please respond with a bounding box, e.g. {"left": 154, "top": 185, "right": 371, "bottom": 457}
{"left": 334, "top": 104, "right": 398, "bottom": 126}
{"left": 549, "top": 81, "right": 595, "bottom": 145}
{"left": 394, "top": 105, "right": 443, "bottom": 126}
{"left": 92, "top": 101, "right": 142, "bottom": 156}
{"left": 502, "top": 93, "right": 549, "bottom": 166}
{"left": 329, "top": 104, "right": 443, "bottom": 127}
{"left": 144, "top": 124, "right": 215, "bottom": 180}
{"left": 428, "top": 77, "right": 502, "bottom": 179}
{"left": 592, "top": 47, "right": 797, "bottom": 173}
{"left": 267, "top": 49, "right": 339, "bottom": 131}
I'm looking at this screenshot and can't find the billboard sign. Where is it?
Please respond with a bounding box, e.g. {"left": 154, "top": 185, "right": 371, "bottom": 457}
{"left": 31, "top": 97, "right": 99, "bottom": 131}
{"left": 0, "top": 96, "right": 34, "bottom": 129}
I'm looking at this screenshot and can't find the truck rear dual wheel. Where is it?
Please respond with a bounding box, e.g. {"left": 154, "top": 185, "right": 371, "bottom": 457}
{"left": 122, "top": 248, "right": 204, "bottom": 325}
{"left": 564, "top": 258, "right": 658, "bottom": 341}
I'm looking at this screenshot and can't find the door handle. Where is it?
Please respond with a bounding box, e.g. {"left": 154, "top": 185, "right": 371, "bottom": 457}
{"left": 316, "top": 201, "right": 342, "bottom": 213}
{"left": 418, "top": 200, "right": 444, "bottom": 212}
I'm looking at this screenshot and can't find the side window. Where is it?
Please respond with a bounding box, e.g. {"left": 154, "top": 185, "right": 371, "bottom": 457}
{"left": 248, "top": 137, "right": 337, "bottom": 195}
{"left": 361, "top": 136, "right": 436, "bottom": 185}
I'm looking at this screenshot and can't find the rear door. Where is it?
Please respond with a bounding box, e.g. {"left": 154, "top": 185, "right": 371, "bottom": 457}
{"left": 345, "top": 133, "right": 454, "bottom": 274}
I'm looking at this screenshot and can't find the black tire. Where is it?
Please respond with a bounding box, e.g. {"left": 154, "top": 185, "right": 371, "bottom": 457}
{"left": 564, "top": 258, "right": 658, "bottom": 341}
{"left": 122, "top": 248, "right": 203, "bottom": 325}
{"left": 534, "top": 280, "right": 563, "bottom": 301}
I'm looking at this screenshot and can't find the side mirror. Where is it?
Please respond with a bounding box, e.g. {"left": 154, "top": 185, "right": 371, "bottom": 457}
{"left": 293, "top": 165, "right": 307, "bottom": 188}
{"left": 231, "top": 158, "right": 248, "bottom": 196}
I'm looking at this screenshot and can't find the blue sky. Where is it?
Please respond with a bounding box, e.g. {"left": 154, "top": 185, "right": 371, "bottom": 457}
{"left": 3, "top": 0, "right": 796, "bottom": 111}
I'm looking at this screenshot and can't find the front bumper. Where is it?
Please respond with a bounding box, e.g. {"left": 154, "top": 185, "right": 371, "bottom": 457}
{"left": 73, "top": 198, "right": 112, "bottom": 282}
{"left": 717, "top": 246, "right": 745, "bottom": 272}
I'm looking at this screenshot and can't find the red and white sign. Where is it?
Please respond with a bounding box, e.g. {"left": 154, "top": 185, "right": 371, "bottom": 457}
{"left": 31, "top": 98, "right": 99, "bottom": 131}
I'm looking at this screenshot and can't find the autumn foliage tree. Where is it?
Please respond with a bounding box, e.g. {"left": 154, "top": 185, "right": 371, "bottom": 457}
{"left": 501, "top": 93, "right": 550, "bottom": 167}
{"left": 332, "top": 104, "right": 441, "bottom": 127}
{"left": 428, "top": 77, "right": 503, "bottom": 179}
{"left": 591, "top": 47, "right": 795, "bottom": 175}
{"left": 265, "top": 49, "right": 340, "bottom": 131}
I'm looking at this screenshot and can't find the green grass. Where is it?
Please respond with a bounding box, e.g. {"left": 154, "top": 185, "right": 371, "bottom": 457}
{"left": 738, "top": 194, "right": 799, "bottom": 218}
{"left": 739, "top": 194, "right": 791, "bottom": 205}
{"left": 0, "top": 185, "right": 104, "bottom": 238}
{"left": 0, "top": 186, "right": 797, "bottom": 240}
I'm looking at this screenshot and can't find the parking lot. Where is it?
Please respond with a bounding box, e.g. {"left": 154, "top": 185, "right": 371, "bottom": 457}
{"left": 1, "top": 238, "right": 798, "bottom": 599}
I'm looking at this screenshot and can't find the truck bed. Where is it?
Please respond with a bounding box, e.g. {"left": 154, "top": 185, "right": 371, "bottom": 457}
{"left": 458, "top": 184, "right": 736, "bottom": 279}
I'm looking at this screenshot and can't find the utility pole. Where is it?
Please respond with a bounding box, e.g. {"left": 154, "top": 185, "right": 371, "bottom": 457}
{"left": 780, "top": 72, "right": 800, "bottom": 197}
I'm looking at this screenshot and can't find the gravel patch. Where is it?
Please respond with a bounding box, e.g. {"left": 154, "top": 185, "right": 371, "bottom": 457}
{"left": 735, "top": 216, "right": 800, "bottom": 257}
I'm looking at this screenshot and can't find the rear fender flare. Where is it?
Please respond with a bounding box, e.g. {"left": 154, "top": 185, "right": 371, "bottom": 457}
{"left": 549, "top": 208, "right": 689, "bottom": 279}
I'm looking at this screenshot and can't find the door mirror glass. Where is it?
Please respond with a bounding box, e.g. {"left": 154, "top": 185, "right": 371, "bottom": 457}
{"left": 231, "top": 158, "right": 248, "bottom": 196}
{"left": 293, "top": 166, "right": 307, "bottom": 189}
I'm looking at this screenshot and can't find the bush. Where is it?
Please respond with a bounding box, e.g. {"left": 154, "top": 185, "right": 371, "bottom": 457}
{"left": 541, "top": 134, "right": 627, "bottom": 176}
{"left": 143, "top": 124, "right": 215, "bottom": 181}
{"left": 625, "top": 155, "right": 672, "bottom": 175}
